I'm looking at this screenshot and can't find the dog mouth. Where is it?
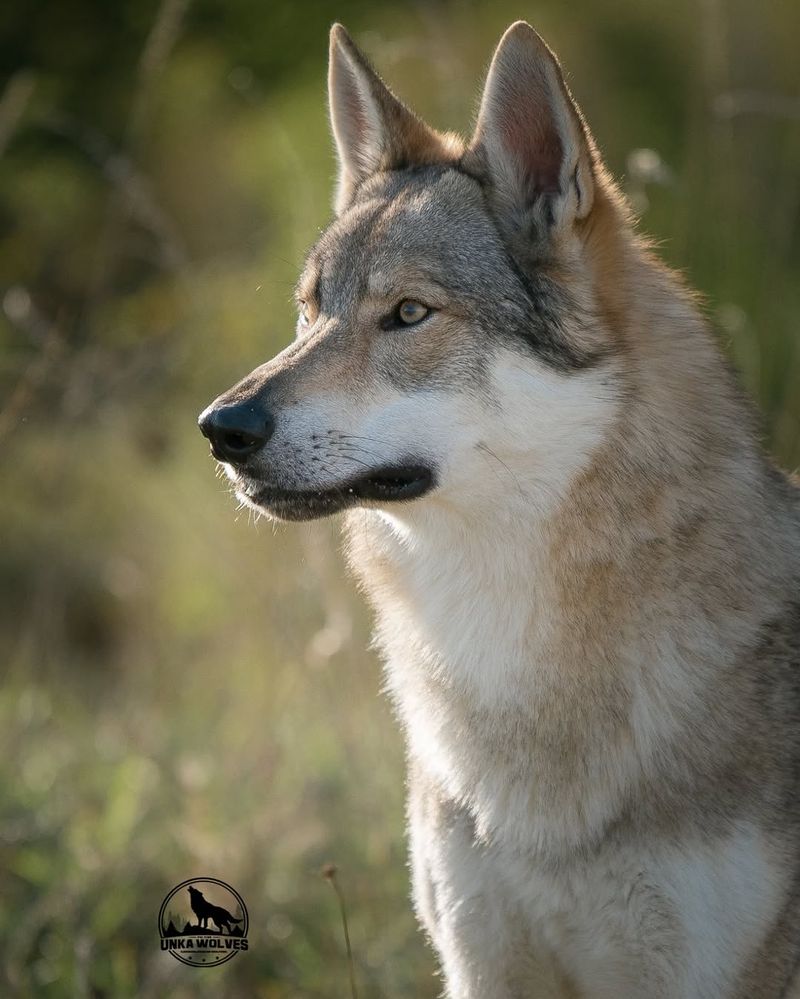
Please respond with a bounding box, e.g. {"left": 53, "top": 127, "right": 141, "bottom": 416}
{"left": 241, "top": 464, "right": 435, "bottom": 521}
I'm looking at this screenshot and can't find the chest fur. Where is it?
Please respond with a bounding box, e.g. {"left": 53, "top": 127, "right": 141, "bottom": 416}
{"left": 348, "top": 511, "right": 645, "bottom": 852}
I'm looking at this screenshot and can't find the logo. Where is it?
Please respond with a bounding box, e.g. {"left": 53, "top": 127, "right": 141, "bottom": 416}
{"left": 158, "top": 877, "right": 249, "bottom": 967}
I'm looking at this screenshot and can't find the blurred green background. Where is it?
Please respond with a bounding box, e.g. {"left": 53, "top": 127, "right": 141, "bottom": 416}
{"left": 0, "top": 0, "right": 798, "bottom": 995}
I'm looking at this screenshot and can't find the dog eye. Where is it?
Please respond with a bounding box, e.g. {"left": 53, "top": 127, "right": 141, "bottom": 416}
{"left": 395, "top": 300, "right": 431, "bottom": 326}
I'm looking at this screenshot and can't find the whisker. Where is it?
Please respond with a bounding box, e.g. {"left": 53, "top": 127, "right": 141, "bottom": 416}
{"left": 332, "top": 443, "right": 385, "bottom": 462}
{"left": 336, "top": 433, "right": 396, "bottom": 448}
{"left": 475, "top": 442, "right": 527, "bottom": 502}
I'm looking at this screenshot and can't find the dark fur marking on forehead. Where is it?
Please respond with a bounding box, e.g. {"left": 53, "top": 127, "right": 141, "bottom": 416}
{"left": 343, "top": 163, "right": 609, "bottom": 374}
{"left": 348, "top": 161, "right": 479, "bottom": 205}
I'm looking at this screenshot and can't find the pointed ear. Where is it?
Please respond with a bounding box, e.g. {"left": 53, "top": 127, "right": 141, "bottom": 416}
{"left": 328, "top": 24, "right": 453, "bottom": 213}
{"left": 466, "top": 22, "right": 596, "bottom": 244}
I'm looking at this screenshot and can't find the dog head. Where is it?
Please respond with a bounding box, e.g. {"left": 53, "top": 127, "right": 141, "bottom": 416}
{"left": 199, "top": 22, "right": 625, "bottom": 524}
{"left": 187, "top": 886, "right": 203, "bottom": 902}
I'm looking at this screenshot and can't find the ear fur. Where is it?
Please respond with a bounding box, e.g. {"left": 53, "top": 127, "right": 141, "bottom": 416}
{"left": 328, "top": 24, "right": 456, "bottom": 214}
{"left": 465, "top": 21, "right": 596, "bottom": 246}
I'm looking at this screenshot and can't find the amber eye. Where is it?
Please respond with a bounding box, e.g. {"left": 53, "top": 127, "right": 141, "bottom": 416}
{"left": 396, "top": 300, "right": 431, "bottom": 326}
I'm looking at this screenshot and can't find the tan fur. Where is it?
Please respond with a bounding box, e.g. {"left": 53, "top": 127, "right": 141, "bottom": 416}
{"left": 200, "top": 20, "right": 800, "bottom": 999}
{"left": 338, "top": 25, "right": 800, "bottom": 998}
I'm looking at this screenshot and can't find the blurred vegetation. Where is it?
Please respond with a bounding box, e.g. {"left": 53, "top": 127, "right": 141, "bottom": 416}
{"left": 0, "top": 0, "right": 798, "bottom": 995}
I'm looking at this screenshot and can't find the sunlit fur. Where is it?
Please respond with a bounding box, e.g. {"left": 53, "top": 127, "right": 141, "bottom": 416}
{"left": 205, "top": 21, "right": 800, "bottom": 999}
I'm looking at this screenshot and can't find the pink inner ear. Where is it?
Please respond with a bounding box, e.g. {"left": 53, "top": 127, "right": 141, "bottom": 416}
{"left": 497, "top": 81, "right": 563, "bottom": 195}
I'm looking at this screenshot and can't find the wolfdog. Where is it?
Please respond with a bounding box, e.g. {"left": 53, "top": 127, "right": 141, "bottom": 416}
{"left": 199, "top": 21, "right": 800, "bottom": 998}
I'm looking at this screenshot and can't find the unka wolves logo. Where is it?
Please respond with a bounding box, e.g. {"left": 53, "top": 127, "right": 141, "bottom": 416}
{"left": 158, "top": 877, "right": 249, "bottom": 967}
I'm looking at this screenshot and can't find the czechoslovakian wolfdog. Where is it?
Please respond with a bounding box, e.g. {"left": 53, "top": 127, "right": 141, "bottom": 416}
{"left": 199, "top": 22, "right": 800, "bottom": 998}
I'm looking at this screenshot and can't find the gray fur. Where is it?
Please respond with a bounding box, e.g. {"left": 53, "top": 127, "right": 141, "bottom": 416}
{"left": 200, "top": 21, "right": 800, "bottom": 998}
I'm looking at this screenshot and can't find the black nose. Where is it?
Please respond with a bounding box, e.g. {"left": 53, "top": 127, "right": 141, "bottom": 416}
{"left": 198, "top": 400, "right": 275, "bottom": 465}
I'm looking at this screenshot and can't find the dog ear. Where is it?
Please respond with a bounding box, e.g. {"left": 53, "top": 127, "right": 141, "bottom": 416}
{"left": 328, "top": 24, "right": 451, "bottom": 214}
{"left": 465, "top": 22, "right": 596, "bottom": 249}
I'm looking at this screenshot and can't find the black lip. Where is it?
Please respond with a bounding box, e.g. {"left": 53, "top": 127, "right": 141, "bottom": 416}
{"left": 244, "top": 464, "right": 435, "bottom": 521}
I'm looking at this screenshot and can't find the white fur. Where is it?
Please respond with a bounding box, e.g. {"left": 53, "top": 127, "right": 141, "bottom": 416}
{"left": 340, "top": 350, "right": 787, "bottom": 996}
{"left": 227, "top": 328, "right": 791, "bottom": 998}
{"left": 208, "top": 20, "right": 800, "bottom": 998}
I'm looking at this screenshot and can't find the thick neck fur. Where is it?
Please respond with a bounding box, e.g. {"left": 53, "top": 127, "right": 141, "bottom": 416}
{"left": 344, "top": 191, "right": 800, "bottom": 860}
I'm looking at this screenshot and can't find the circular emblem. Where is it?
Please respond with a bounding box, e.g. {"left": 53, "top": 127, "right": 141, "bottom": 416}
{"left": 158, "top": 877, "right": 249, "bottom": 967}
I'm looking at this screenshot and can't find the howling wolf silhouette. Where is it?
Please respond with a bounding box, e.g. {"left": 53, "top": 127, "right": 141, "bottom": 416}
{"left": 187, "top": 886, "right": 243, "bottom": 933}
